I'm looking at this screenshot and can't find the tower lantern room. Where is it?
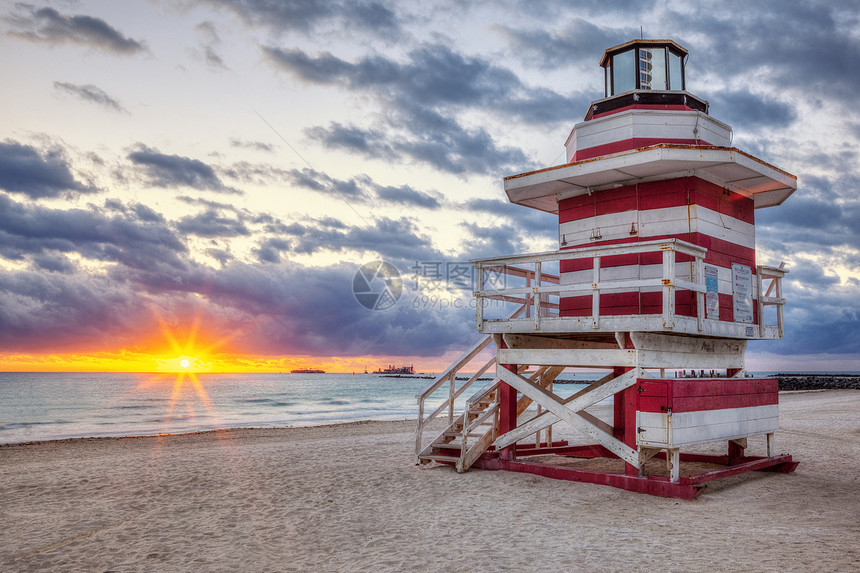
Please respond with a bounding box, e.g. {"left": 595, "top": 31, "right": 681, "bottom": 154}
{"left": 417, "top": 39, "right": 799, "bottom": 498}
{"left": 602, "top": 39, "right": 688, "bottom": 96}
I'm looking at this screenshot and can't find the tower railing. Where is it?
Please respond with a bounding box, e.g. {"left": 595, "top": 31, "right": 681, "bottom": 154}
{"left": 472, "top": 238, "right": 787, "bottom": 339}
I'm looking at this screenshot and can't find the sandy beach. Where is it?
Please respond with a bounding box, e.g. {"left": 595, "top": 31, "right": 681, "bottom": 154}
{"left": 1, "top": 389, "right": 858, "bottom": 572}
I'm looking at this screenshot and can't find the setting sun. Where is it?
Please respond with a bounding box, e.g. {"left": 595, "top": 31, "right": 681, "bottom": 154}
{"left": 180, "top": 358, "right": 191, "bottom": 368}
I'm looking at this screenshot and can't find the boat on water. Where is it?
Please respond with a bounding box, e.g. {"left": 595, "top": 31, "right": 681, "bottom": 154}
{"left": 374, "top": 365, "right": 415, "bottom": 375}
{"left": 290, "top": 368, "right": 325, "bottom": 374}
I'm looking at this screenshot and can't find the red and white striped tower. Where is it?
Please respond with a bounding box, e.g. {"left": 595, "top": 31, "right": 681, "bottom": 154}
{"left": 417, "top": 39, "right": 799, "bottom": 498}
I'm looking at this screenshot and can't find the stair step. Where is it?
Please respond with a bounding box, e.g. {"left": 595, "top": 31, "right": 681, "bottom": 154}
{"left": 419, "top": 453, "right": 460, "bottom": 463}
{"left": 432, "top": 442, "right": 462, "bottom": 451}
{"left": 443, "top": 427, "right": 492, "bottom": 437}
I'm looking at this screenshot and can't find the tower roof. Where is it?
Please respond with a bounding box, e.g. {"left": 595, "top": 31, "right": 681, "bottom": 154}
{"left": 599, "top": 39, "right": 688, "bottom": 68}
{"left": 504, "top": 144, "right": 797, "bottom": 214}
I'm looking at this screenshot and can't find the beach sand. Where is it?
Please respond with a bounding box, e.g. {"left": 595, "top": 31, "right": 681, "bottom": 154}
{"left": 1, "top": 389, "right": 858, "bottom": 572}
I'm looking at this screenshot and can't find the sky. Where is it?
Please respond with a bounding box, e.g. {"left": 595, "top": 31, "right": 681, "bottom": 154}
{"left": 0, "top": 0, "right": 858, "bottom": 373}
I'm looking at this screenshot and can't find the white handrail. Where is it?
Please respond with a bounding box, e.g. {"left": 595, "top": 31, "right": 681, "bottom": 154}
{"left": 415, "top": 303, "right": 527, "bottom": 457}
{"left": 471, "top": 239, "right": 787, "bottom": 340}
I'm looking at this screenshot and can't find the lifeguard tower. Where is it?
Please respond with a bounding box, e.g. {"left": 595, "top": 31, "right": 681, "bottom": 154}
{"left": 416, "top": 39, "right": 799, "bottom": 498}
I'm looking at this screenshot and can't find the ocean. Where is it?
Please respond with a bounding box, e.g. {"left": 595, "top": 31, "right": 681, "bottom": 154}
{"left": 6, "top": 370, "right": 848, "bottom": 445}
{"left": 0, "top": 371, "right": 600, "bottom": 445}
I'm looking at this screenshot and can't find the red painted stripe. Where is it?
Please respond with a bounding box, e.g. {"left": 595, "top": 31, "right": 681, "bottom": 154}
{"left": 638, "top": 379, "right": 778, "bottom": 412}
{"left": 572, "top": 137, "right": 709, "bottom": 161}
{"left": 559, "top": 292, "right": 697, "bottom": 318}
{"left": 559, "top": 233, "right": 756, "bottom": 272}
{"left": 639, "top": 393, "right": 778, "bottom": 413}
{"left": 559, "top": 178, "right": 755, "bottom": 225}
{"left": 590, "top": 103, "right": 700, "bottom": 120}
{"left": 558, "top": 292, "right": 758, "bottom": 323}
{"left": 669, "top": 378, "right": 777, "bottom": 396}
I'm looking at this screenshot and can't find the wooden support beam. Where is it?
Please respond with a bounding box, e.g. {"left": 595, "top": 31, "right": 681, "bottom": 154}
{"left": 493, "top": 370, "right": 633, "bottom": 450}
{"left": 496, "top": 367, "right": 640, "bottom": 467}
{"left": 497, "top": 348, "right": 636, "bottom": 368}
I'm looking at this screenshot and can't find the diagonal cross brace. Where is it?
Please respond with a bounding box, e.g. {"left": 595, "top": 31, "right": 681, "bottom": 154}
{"left": 493, "top": 370, "right": 633, "bottom": 449}
{"left": 495, "top": 367, "right": 641, "bottom": 467}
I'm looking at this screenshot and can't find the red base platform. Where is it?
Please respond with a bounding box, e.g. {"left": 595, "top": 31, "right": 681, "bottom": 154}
{"left": 467, "top": 443, "right": 798, "bottom": 499}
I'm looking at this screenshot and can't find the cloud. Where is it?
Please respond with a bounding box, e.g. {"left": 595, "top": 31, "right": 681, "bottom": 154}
{"left": 7, "top": 6, "right": 146, "bottom": 55}
{"left": 0, "top": 140, "right": 97, "bottom": 199}
{"left": 664, "top": 1, "right": 860, "bottom": 102}
{"left": 0, "top": 194, "right": 187, "bottom": 272}
{"left": 195, "top": 261, "right": 477, "bottom": 357}
{"left": 229, "top": 138, "right": 276, "bottom": 153}
{"left": 493, "top": 17, "right": 631, "bottom": 70}
{"left": 373, "top": 183, "right": 441, "bottom": 209}
{"left": 285, "top": 167, "right": 371, "bottom": 202}
{"left": 259, "top": 216, "right": 439, "bottom": 262}
{"left": 264, "top": 43, "right": 576, "bottom": 124}
{"left": 305, "top": 115, "right": 530, "bottom": 176}
{"left": 128, "top": 145, "right": 242, "bottom": 194}
{"left": 265, "top": 43, "right": 585, "bottom": 174}
{"left": 202, "top": 0, "right": 401, "bottom": 38}
{"left": 54, "top": 82, "right": 127, "bottom": 113}
{"left": 459, "top": 221, "right": 530, "bottom": 260}
{"left": 707, "top": 89, "right": 797, "bottom": 130}
{"left": 175, "top": 210, "right": 250, "bottom": 238}
{"left": 195, "top": 21, "right": 228, "bottom": 69}
{"left": 464, "top": 198, "right": 556, "bottom": 237}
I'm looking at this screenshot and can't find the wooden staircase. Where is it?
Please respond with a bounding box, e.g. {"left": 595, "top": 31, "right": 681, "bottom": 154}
{"left": 417, "top": 365, "right": 563, "bottom": 472}
{"left": 417, "top": 380, "right": 500, "bottom": 472}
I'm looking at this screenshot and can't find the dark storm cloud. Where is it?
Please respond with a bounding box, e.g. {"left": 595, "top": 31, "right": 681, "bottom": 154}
{"left": 756, "top": 168, "right": 860, "bottom": 255}
{"left": 6, "top": 6, "right": 146, "bottom": 55}
{"left": 175, "top": 210, "right": 250, "bottom": 238}
{"left": 265, "top": 43, "right": 582, "bottom": 174}
{"left": 306, "top": 116, "right": 530, "bottom": 176}
{"left": 202, "top": 0, "right": 401, "bottom": 38}
{"left": 459, "top": 222, "right": 528, "bottom": 260}
{"left": 199, "top": 261, "right": 477, "bottom": 357}
{"left": 285, "top": 168, "right": 371, "bottom": 202}
{"left": 0, "top": 269, "right": 152, "bottom": 352}
{"left": 8, "top": 250, "right": 479, "bottom": 357}
{"left": 755, "top": 266, "right": 860, "bottom": 356}
{"left": 54, "top": 82, "right": 127, "bottom": 113}
{"left": 0, "top": 194, "right": 187, "bottom": 271}
{"left": 707, "top": 89, "right": 797, "bottom": 130}
{"left": 464, "top": 198, "right": 556, "bottom": 237}
{"left": 373, "top": 183, "right": 441, "bottom": 209}
{"left": 31, "top": 253, "right": 76, "bottom": 274}
{"left": 0, "top": 140, "right": 97, "bottom": 199}
{"left": 493, "top": 17, "right": 631, "bottom": 70}
{"left": 103, "top": 198, "right": 166, "bottom": 223}
{"left": 264, "top": 44, "right": 575, "bottom": 125}
{"left": 281, "top": 167, "right": 441, "bottom": 209}
{"left": 128, "top": 145, "right": 242, "bottom": 195}
{"left": 304, "top": 122, "right": 393, "bottom": 159}
{"left": 254, "top": 237, "right": 291, "bottom": 263}
{"left": 664, "top": 1, "right": 860, "bottom": 101}
{"left": 260, "top": 216, "right": 439, "bottom": 262}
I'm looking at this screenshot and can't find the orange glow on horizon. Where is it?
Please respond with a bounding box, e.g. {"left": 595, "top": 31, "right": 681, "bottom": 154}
{"left": 0, "top": 350, "right": 468, "bottom": 374}
{"left": 0, "top": 307, "right": 477, "bottom": 374}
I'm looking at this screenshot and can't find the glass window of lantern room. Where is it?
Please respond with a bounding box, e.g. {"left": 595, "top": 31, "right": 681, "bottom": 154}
{"left": 668, "top": 51, "right": 683, "bottom": 90}
{"left": 640, "top": 47, "right": 666, "bottom": 90}
{"left": 612, "top": 49, "right": 635, "bottom": 94}
{"left": 605, "top": 65, "right": 611, "bottom": 97}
